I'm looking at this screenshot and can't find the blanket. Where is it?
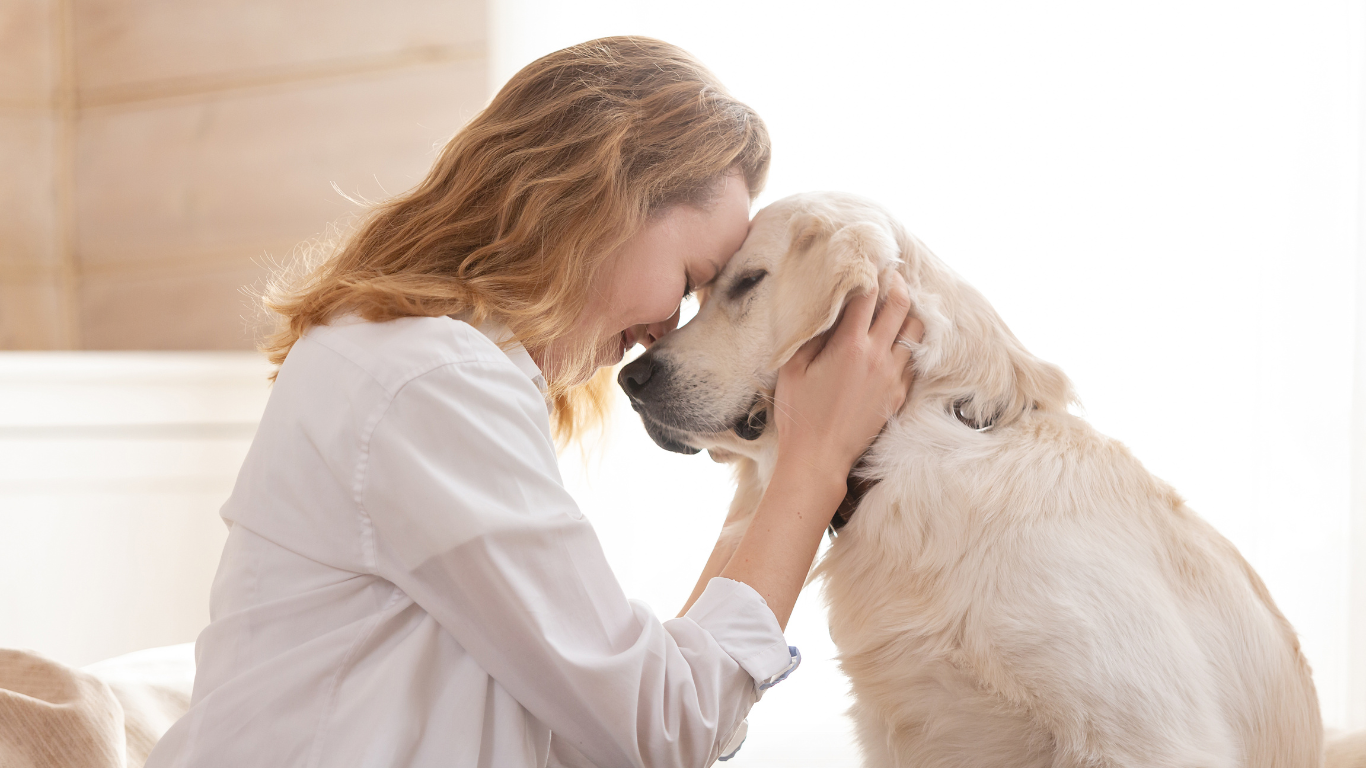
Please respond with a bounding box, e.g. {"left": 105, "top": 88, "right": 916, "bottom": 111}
{"left": 0, "top": 645, "right": 194, "bottom": 768}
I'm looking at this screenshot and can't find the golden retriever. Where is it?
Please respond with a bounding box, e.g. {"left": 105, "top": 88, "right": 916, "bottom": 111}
{"left": 620, "top": 192, "right": 1365, "bottom": 767}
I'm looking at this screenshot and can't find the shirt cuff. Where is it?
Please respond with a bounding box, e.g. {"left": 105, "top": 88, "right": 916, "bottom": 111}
{"left": 717, "top": 718, "right": 747, "bottom": 761}
{"left": 684, "top": 577, "right": 798, "bottom": 693}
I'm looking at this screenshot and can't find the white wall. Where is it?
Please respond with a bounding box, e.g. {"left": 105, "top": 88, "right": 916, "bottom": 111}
{"left": 0, "top": 353, "right": 269, "bottom": 666}
{"left": 495, "top": 0, "right": 1366, "bottom": 745}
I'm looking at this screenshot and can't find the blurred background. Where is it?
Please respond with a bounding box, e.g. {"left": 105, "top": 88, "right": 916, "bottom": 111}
{"left": 2, "top": 0, "right": 1365, "bottom": 764}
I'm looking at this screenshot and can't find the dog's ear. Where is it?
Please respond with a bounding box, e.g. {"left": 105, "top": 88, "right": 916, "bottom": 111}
{"left": 902, "top": 232, "right": 1076, "bottom": 425}
{"left": 768, "top": 215, "right": 900, "bottom": 369}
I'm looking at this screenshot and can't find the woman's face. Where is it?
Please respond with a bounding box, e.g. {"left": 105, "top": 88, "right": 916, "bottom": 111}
{"left": 536, "top": 173, "right": 753, "bottom": 379}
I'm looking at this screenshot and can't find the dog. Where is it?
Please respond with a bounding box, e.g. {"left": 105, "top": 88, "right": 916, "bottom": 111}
{"left": 619, "top": 191, "right": 1364, "bottom": 767}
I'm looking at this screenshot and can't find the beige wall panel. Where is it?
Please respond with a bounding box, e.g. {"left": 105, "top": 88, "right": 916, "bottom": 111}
{"left": 79, "top": 261, "right": 270, "bottom": 349}
{"left": 74, "top": 0, "right": 485, "bottom": 96}
{"left": 0, "top": 277, "right": 64, "bottom": 349}
{"left": 0, "top": 113, "right": 57, "bottom": 267}
{"left": 0, "top": 106, "right": 62, "bottom": 351}
{"left": 76, "top": 61, "right": 485, "bottom": 272}
{"left": 0, "top": 0, "right": 54, "bottom": 107}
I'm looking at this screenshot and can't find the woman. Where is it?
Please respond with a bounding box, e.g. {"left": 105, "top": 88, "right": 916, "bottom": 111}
{"left": 147, "top": 37, "right": 916, "bottom": 768}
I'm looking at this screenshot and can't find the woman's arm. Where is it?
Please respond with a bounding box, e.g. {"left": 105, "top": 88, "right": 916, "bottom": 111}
{"left": 679, "top": 460, "right": 762, "bottom": 617}
{"left": 363, "top": 359, "right": 790, "bottom": 768}
{"left": 681, "top": 528, "right": 744, "bottom": 617}
{"left": 718, "top": 273, "right": 920, "bottom": 630}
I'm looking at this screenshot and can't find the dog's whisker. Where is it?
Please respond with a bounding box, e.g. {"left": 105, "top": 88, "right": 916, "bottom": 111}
{"left": 767, "top": 395, "right": 800, "bottom": 424}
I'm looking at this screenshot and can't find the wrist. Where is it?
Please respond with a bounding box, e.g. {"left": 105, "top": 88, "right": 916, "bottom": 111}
{"left": 768, "top": 455, "right": 848, "bottom": 511}
{"left": 776, "top": 437, "right": 855, "bottom": 486}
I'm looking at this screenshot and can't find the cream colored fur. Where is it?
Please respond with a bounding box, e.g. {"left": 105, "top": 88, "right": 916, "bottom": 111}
{"left": 636, "top": 192, "right": 1365, "bottom": 767}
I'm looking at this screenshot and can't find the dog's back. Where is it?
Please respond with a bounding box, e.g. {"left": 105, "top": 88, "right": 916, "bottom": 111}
{"left": 812, "top": 218, "right": 1321, "bottom": 766}
{"left": 818, "top": 402, "right": 1321, "bottom": 766}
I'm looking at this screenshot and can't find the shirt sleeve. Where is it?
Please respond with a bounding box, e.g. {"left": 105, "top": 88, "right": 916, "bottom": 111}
{"left": 359, "top": 360, "right": 796, "bottom": 768}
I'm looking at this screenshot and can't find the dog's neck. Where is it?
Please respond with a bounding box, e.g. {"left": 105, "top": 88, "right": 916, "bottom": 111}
{"left": 830, "top": 456, "right": 876, "bottom": 534}
{"left": 740, "top": 445, "right": 881, "bottom": 537}
{"left": 740, "top": 386, "right": 931, "bottom": 537}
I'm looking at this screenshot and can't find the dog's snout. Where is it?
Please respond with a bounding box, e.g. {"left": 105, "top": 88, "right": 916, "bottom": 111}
{"left": 618, "top": 353, "right": 659, "bottom": 401}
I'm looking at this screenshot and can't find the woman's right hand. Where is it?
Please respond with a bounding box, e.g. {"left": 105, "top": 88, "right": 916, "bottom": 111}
{"left": 773, "top": 271, "right": 923, "bottom": 480}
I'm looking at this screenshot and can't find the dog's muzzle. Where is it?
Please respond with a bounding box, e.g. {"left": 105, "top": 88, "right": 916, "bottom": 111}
{"left": 618, "top": 352, "right": 769, "bottom": 452}
{"left": 630, "top": 406, "right": 701, "bottom": 455}
{"left": 618, "top": 352, "right": 700, "bottom": 455}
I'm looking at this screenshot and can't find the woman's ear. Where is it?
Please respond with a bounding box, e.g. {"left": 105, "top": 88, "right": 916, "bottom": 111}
{"left": 767, "top": 218, "right": 899, "bottom": 369}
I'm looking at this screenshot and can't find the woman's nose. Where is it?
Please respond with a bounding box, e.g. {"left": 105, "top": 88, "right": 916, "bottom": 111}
{"left": 638, "top": 307, "right": 681, "bottom": 349}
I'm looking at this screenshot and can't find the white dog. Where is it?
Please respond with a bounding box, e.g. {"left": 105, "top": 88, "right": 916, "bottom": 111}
{"left": 619, "top": 192, "right": 1363, "bottom": 767}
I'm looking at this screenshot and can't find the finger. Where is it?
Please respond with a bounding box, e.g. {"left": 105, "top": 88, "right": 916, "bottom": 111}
{"left": 891, "top": 317, "right": 924, "bottom": 367}
{"left": 871, "top": 272, "right": 912, "bottom": 348}
{"left": 898, "top": 315, "right": 925, "bottom": 347}
{"left": 895, "top": 357, "right": 917, "bottom": 406}
{"left": 834, "top": 285, "right": 879, "bottom": 347}
{"left": 784, "top": 330, "right": 825, "bottom": 372}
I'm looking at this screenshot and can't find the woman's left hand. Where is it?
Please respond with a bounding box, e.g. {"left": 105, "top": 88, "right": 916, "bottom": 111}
{"left": 715, "top": 271, "right": 923, "bottom": 629}
{"left": 773, "top": 271, "right": 923, "bottom": 481}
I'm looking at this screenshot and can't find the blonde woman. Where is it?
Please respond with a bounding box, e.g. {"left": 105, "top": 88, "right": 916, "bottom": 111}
{"left": 146, "top": 37, "right": 916, "bottom": 768}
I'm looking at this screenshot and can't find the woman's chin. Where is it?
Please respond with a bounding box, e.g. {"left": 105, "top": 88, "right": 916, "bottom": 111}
{"left": 594, "top": 341, "right": 627, "bottom": 370}
{"left": 598, "top": 331, "right": 631, "bottom": 368}
{"left": 538, "top": 332, "right": 633, "bottom": 389}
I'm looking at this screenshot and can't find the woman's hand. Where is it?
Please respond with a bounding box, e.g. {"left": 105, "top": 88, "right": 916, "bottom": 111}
{"left": 715, "top": 271, "right": 921, "bottom": 629}
{"left": 774, "top": 271, "right": 923, "bottom": 480}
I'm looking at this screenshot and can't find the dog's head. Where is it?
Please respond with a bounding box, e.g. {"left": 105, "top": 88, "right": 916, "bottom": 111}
{"left": 618, "top": 192, "right": 1074, "bottom": 459}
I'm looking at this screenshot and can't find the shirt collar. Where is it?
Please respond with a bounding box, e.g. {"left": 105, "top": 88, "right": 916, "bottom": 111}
{"left": 469, "top": 319, "right": 547, "bottom": 394}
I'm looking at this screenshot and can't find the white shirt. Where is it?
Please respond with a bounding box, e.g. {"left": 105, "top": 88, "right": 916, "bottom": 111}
{"left": 145, "top": 315, "right": 798, "bottom": 768}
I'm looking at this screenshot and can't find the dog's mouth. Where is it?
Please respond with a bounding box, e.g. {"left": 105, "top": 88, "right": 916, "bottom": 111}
{"left": 630, "top": 406, "right": 702, "bottom": 455}
{"left": 732, "top": 397, "right": 768, "bottom": 441}
{"left": 629, "top": 394, "right": 769, "bottom": 455}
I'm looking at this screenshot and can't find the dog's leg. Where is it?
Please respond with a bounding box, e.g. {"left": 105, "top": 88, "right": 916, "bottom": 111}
{"left": 959, "top": 535, "right": 1243, "bottom": 768}
{"left": 848, "top": 700, "right": 898, "bottom": 768}
{"left": 842, "top": 656, "right": 1053, "bottom": 768}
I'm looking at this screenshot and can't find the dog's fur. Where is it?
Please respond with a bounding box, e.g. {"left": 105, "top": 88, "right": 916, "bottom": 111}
{"left": 620, "top": 192, "right": 1364, "bottom": 767}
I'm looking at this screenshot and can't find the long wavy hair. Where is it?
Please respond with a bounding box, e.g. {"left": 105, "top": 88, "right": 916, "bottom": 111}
{"left": 260, "top": 36, "right": 770, "bottom": 442}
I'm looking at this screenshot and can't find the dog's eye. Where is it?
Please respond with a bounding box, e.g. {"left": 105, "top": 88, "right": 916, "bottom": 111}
{"left": 728, "top": 271, "right": 767, "bottom": 300}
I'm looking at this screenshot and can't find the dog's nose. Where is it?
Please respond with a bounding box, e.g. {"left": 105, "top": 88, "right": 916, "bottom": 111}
{"left": 618, "top": 352, "right": 658, "bottom": 401}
